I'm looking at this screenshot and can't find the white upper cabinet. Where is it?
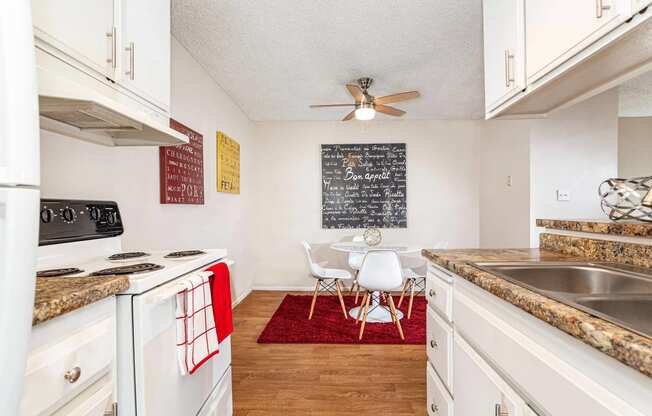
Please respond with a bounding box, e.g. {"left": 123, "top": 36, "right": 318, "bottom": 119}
{"left": 31, "top": 0, "right": 116, "bottom": 80}
{"left": 526, "top": 0, "right": 629, "bottom": 83}
{"left": 482, "top": 0, "right": 652, "bottom": 118}
{"left": 483, "top": 0, "right": 526, "bottom": 112}
{"left": 120, "top": 0, "right": 171, "bottom": 112}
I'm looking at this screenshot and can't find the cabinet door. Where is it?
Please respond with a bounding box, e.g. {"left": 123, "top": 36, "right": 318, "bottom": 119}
{"left": 31, "top": 0, "right": 116, "bottom": 79}
{"left": 526, "top": 0, "right": 628, "bottom": 83}
{"left": 121, "top": 0, "right": 171, "bottom": 112}
{"left": 483, "top": 0, "right": 525, "bottom": 112}
{"left": 454, "top": 333, "right": 529, "bottom": 416}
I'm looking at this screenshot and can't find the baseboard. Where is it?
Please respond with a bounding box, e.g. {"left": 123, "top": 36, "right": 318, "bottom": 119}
{"left": 232, "top": 287, "right": 252, "bottom": 308}
{"left": 252, "top": 286, "right": 314, "bottom": 291}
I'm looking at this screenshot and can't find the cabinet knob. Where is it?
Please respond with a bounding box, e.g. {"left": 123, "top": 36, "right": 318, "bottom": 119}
{"left": 430, "top": 339, "right": 438, "bottom": 349}
{"left": 431, "top": 403, "right": 439, "bottom": 413}
{"left": 429, "top": 289, "right": 436, "bottom": 297}
{"left": 64, "top": 366, "right": 81, "bottom": 383}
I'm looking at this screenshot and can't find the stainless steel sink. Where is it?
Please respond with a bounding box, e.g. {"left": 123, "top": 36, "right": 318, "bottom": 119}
{"left": 475, "top": 263, "right": 652, "bottom": 295}
{"left": 575, "top": 296, "right": 652, "bottom": 337}
{"left": 472, "top": 262, "right": 652, "bottom": 338}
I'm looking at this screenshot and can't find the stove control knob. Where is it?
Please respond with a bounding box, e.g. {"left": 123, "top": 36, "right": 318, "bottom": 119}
{"left": 89, "top": 206, "right": 102, "bottom": 221}
{"left": 40, "top": 208, "right": 54, "bottom": 224}
{"left": 106, "top": 212, "right": 118, "bottom": 225}
{"left": 62, "top": 207, "right": 76, "bottom": 223}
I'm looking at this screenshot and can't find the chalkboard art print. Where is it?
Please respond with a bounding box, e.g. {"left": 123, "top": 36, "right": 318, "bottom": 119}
{"left": 321, "top": 143, "right": 407, "bottom": 229}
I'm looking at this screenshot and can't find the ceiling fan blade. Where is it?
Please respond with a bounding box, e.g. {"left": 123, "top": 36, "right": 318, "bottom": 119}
{"left": 346, "top": 84, "right": 364, "bottom": 102}
{"left": 374, "top": 91, "right": 420, "bottom": 105}
{"left": 342, "top": 110, "right": 356, "bottom": 121}
{"left": 309, "top": 104, "right": 356, "bottom": 108}
{"left": 375, "top": 104, "right": 406, "bottom": 117}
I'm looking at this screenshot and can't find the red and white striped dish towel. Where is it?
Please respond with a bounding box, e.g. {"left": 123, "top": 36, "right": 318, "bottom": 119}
{"left": 176, "top": 271, "right": 220, "bottom": 376}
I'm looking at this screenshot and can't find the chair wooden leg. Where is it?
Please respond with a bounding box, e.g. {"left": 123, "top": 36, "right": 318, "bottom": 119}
{"left": 356, "top": 291, "right": 368, "bottom": 323}
{"left": 387, "top": 292, "right": 397, "bottom": 324}
{"left": 308, "top": 279, "right": 320, "bottom": 320}
{"left": 359, "top": 292, "right": 371, "bottom": 340}
{"left": 407, "top": 278, "right": 416, "bottom": 319}
{"left": 349, "top": 271, "right": 358, "bottom": 294}
{"left": 387, "top": 293, "right": 405, "bottom": 341}
{"left": 398, "top": 279, "right": 410, "bottom": 308}
{"left": 335, "top": 279, "right": 348, "bottom": 319}
{"left": 354, "top": 281, "right": 361, "bottom": 305}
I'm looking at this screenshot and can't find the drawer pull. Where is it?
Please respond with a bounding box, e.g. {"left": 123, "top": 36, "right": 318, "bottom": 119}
{"left": 430, "top": 340, "right": 438, "bottom": 349}
{"left": 495, "top": 404, "right": 509, "bottom": 416}
{"left": 431, "top": 403, "right": 439, "bottom": 413}
{"left": 64, "top": 366, "right": 81, "bottom": 383}
{"left": 429, "top": 289, "right": 436, "bottom": 297}
{"left": 596, "top": 0, "right": 611, "bottom": 18}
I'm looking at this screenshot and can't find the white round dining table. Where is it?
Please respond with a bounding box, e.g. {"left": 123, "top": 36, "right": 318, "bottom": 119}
{"left": 330, "top": 242, "right": 421, "bottom": 323}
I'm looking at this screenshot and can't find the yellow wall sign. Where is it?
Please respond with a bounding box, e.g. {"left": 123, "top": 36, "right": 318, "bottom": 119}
{"left": 216, "top": 131, "right": 240, "bottom": 194}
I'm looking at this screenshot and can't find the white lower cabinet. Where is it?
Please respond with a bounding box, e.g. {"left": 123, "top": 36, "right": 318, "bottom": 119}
{"left": 20, "top": 298, "right": 117, "bottom": 416}
{"left": 454, "top": 334, "right": 530, "bottom": 416}
{"left": 51, "top": 376, "right": 114, "bottom": 416}
{"left": 426, "top": 261, "right": 652, "bottom": 416}
{"left": 426, "top": 306, "right": 453, "bottom": 393}
{"left": 427, "top": 363, "right": 453, "bottom": 416}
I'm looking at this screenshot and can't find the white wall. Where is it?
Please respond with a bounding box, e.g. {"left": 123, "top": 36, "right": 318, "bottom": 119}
{"left": 39, "top": 38, "right": 255, "bottom": 301}
{"left": 250, "top": 120, "right": 481, "bottom": 289}
{"left": 529, "top": 90, "right": 619, "bottom": 246}
{"left": 478, "top": 120, "right": 532, "bottom": 248}
{"left": 618, "top": 117, "right": 652, "bottom": 178}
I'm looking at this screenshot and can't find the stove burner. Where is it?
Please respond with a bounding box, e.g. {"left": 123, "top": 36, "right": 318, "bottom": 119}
{"left": 108, "top": 251, "right": 150, "bottom": 261}
{"left": 37, "top": 268, "right": 84, "bottom": 278}
{"left": 164, "top": 250, "right": 206, "bottom": 259}
{"left": 90, "top": 263, "right": 164, "bottom": 276}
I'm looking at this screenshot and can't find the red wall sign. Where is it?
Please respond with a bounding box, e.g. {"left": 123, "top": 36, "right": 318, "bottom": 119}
{"left": 159, "top": 119, "right": 205, "bottom": 204}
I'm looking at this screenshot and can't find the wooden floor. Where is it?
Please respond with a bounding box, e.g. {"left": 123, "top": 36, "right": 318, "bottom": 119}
{"left": 231, "top": 291, "right": 427, "bottom": 415}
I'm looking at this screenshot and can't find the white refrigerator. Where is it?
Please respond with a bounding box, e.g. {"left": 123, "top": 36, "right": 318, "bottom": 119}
{"left": 0, "top": 2, "right": 41, "bottom": 414}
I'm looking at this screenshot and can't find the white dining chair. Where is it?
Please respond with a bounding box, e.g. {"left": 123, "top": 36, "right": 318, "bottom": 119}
{"left": 398, "top": 257, "right": 427, "bottom": 319}
{"left": 301, "top": 241, "right": 352, "bottom": 320}
{"left": 355, "top": 250, "right": 405, "bottom": 341}
{"left": 398, "top": 242, "right": 448, "bottom": 319}
{"left": 347, "top": 235, "right": 365, "bottom": 304}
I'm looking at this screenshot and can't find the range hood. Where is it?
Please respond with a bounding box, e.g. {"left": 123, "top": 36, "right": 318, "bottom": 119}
{"left": 36, "top": 62, "right": 187, "bottom": 147}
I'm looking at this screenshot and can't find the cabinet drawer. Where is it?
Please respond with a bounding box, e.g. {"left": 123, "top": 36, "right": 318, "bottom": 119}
{"left": 427, "top": 263, "right": 454, "bottom": 283}
{"left": 427, "top": 363, "right": 453, "bottom": 416}
{"left": 426, "top": 271, "right": 453, "bottom": 322}
{"left": 20, "top": 318, "right": 113, "bottom": 416}
{"left": 427, "top": 307, "right": 454, "bottom": 393}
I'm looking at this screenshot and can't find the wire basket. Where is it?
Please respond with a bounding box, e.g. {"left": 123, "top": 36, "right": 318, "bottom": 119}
{"left": 598, "top": 176, "right": 652, "bottom": 222}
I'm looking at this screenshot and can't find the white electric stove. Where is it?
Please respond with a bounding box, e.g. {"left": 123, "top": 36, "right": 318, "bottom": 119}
{"left": 37, "top": 198, "right": 233, "bottom": 416}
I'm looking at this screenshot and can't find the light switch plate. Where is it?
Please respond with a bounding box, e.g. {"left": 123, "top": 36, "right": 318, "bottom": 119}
{"left": 557, "top": 190, "right": 571, "bottom": 201}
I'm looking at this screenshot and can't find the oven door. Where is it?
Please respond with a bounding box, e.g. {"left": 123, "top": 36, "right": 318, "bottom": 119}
{"left": 131, "top": 264, "right": 232, "bottom": 416}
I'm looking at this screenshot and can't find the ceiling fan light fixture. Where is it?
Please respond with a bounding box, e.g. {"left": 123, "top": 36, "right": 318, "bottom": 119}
{"left": 355, "top": 103, "right": 375, "bottom": 121}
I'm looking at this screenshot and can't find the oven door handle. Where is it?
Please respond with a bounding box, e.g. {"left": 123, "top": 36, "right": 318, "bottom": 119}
{"left": 144, "top": 259, "right": 234, "bottom": 305}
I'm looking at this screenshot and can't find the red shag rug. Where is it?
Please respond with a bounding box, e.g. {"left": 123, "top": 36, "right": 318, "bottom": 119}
{"left": 257, "top": 294, "right": 426, "bottom": 344}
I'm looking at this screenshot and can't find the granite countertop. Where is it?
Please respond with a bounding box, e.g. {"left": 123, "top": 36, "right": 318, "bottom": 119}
{"left": 421, "top": 248, "right": 652, "bottom": 379}
{"left": 537, "top": 218, "right": 652, "bottom": 238}
{"left": 33, "top": 275, "right": 129, "bottom": 326}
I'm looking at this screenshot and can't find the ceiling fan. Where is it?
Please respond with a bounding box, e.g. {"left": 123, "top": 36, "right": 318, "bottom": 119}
{"left": 309, "top": 77, "right": 420, "bottom": 121}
